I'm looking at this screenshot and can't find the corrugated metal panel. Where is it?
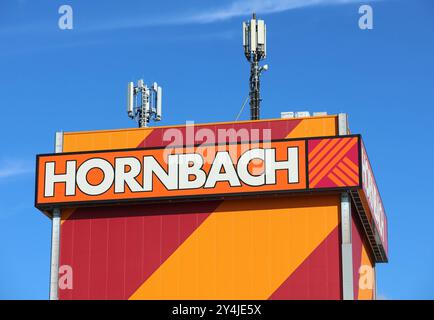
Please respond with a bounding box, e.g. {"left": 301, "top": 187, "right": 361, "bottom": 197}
{"left": 59, "top": 195, "right": 341, "bottom": 299}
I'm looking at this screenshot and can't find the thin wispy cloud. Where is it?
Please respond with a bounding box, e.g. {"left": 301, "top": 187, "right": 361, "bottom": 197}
{"left": 0, "top": 0, "right": 381, "bottom": 36}
{"left": 0, "top": 160, "right": 33, "bottom": 179}
{"left": 182, "top": 0, "right": 376, "bottom": 24}
{"left": 90, "top": 0, "right": 379, "bottom": 31}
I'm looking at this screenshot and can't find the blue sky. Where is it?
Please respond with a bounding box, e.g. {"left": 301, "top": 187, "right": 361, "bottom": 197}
{"left": 0, "top": 0, "right": 433, "bottom": 299}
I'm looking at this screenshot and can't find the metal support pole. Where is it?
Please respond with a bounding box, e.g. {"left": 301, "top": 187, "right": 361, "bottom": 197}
{"left": 139, "top": 87, "right": 150, "bottom": 128}
{"left": 341, "top": 192, "right": 354, "bottom": 300}
{"left": 338, "top": 113, "right": 354, "bottom": 300}
{"left": 49, "top": 131, "right": 63, "bottom": 300}
{"left": 373, "top": 267, "right": 377, "bottom": 300}
{"left": 249, "top": 54, "right": 261, "bottom": 120}
{"left": 49, "top": 208, "right": 61, "bottom": 300}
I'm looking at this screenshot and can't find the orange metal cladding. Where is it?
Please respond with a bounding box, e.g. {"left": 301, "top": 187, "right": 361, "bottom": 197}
{"left": 57, "top": 116, "right": 349, "bottom": 300}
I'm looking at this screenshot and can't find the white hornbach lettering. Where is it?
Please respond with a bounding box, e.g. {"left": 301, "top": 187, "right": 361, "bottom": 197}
{"left": 361, "top": 146, "right": 386, "bottom": 244}
{"left": 43, "top": 147, "right": 299, "bottom": 197}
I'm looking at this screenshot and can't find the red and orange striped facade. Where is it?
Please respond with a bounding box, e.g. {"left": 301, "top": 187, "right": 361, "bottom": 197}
{"left": 40, "top": 115, "right": 383, "bottom": 300}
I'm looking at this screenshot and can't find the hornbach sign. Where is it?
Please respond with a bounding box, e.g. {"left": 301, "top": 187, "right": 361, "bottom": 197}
{"left": 35, "top": 134, "right": 387, "bottom": 259}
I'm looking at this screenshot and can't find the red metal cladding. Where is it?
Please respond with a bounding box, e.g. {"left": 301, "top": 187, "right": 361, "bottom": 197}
{"left": 351, "top": 211, "right": 364, "bottom": 300}
{"left": 137, "top": 119, "right": 302, "bottom": 148}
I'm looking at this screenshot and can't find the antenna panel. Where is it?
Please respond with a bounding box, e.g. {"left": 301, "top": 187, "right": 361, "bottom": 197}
{"left": 156, "top": 86, "right": 162, "bottom": 120}
{"left": 250, "top": 19, "right": 257, "bottom": 52}
{"left": 242, "top": 22, "right": 247, "bottom": 47}
{"left": 264, "top": 24, "right": 267, "bottom": 57}
{"left": 257, "top": 20, "right": 265, "bottom": 45}
{"left": 144, "top": 88, "right": 150, "bottom": 114}
{"left": 127, "top": 82, "right": 134, "bottom": 117}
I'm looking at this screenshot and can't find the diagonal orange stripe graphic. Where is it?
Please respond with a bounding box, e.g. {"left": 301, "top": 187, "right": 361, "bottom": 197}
{"left": 309, "top": 139, "right": 331, "bottom": 161}
{"left": 343, "top": 157, "right": 359, "bottom": 174}
{"left": 337, "top": 162, "right": 359, "bottom": 184}
{"left": 310, "top": 138, "right": 358, "bottom": 188}
{"left": 129, "top": 196, "right": 339, "bottom": 300}
{"left": 310, "top": 138, "right": 353, "bottom": 180}
{"left": 327, "top": 172, "right": 345, "bottom": 187}
{"left": 285, "top": 117, "right": 338, "bottom": 139}
{"left": 332, "top": 167, "right": 357, "bottom": 186}
{"left": 309, "top": 139, "right": 340, "bottom": 169}
{"left": 268, "top": 225, "right": 341, "bottom": 300}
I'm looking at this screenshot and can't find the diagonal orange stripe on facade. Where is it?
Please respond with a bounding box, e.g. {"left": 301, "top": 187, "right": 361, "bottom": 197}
{"left": 268, "top": 226, "right": 341, "bottom": 299}
{"left": 285, "top": 117, "right": 338, "bottom": 139}
{"left": 343, "top": 157, "right": 359, "bottom": 174}
{"left": 328, "top": 172, "right": 345, "bottom": 187}
{"left": 309, "top": 139, "right": 340, "bottom": 170}
{"left": 129, "top": 195, "right": 339, "bottom": 300}
{"left": 337, "top": 162, "right": 359, "bottom": 184}
{"left": 310, "top": 138, "right": 353, "bottom": 180}
{"left": 310, "top": 138, "right": 358, "bottom": 188}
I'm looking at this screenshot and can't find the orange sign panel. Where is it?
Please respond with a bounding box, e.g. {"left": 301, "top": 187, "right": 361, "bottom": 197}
{"left": 36, "top": 139, "right": 308, "bottom": 208}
